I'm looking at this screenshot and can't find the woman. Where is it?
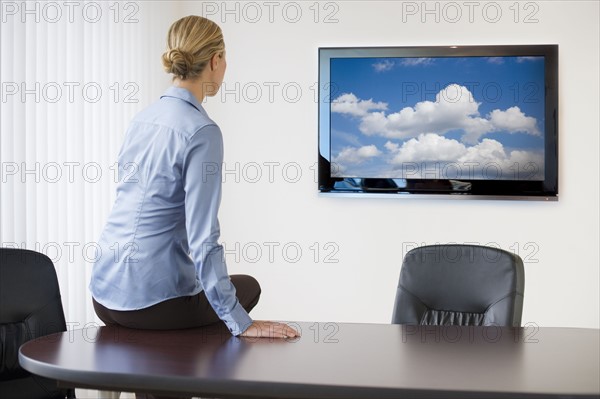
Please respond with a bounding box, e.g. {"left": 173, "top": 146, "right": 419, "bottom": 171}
{"left": 90, "top": 15, "right": 298, "bottom": 357}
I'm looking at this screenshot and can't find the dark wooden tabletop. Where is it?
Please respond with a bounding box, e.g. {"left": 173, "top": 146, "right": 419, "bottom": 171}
{"left": 19, "top": 322, "right": 600, "bottom": 399}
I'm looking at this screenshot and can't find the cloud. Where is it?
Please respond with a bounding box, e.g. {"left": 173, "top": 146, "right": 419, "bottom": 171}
{"left": 372, "top": 58, "right": 434, "bottom": 72}
{"left": 458, "top": 139, "right": 544, "bottom": 179}
{"left": 390, "top": 133, "right": 467, "bottom": 164}
{"left": 388, "top": 134, "right": 544, "bottom": 179}
{"left": 333, "top": 145, "right": 382, "bottom": 165}
{"left": 486, "top": 57, "right": 505, "bottom": 64}
{"left": 331, "top": 93, "right": 388, "bottom": 117}
{"left": 333, "top": 85, "right": 541, "bottom": 144}
{"left": 488, "top": 106, "right": 541, "bottom": 136}
{"left": 355, "top": 84, "right": 492, "bottom": 143}
{"left": 516, "top": 56, "right": 542, "bottom": 63}
{"left": 459, "top": 138, "right": 508, "bottom": 164}
{"left": 331, "top": 129, "right": 362, "bottom": 147}
{"left": 384, "top": 141, "right": 399, "bottom": 152}
{"left": 400, "top": 58, "right": 434, "bottom": 67}
{"left": 373, "top": 60, "right": 395, "bottom": 72}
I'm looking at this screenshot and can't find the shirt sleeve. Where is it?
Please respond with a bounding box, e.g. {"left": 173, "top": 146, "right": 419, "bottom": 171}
{"left": 182, "top": 124, "right": 253, "bottom": 336}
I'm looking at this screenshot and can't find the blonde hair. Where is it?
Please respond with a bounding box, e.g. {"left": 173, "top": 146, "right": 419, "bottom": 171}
{"left": 161, "top": 16, "right": 225, "bottom": 81}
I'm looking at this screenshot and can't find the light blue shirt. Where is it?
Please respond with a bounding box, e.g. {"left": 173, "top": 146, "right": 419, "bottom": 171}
{"left": 90, "top": 86, "right": 252, "bottom": 335}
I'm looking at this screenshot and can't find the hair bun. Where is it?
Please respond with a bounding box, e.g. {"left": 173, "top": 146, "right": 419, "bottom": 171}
{"left": 162, "top": 16, "right": 225, "bottom": 81}
{"left": 162, "top": 48, "right": 194, "bottom": 79}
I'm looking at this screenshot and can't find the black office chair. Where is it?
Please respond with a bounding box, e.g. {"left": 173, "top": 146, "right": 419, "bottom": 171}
{"left": 0, "top": 248, "right": 76, "bottom": 399}
{"left": 392, "top": 244, "right": 524, "bottom": 327}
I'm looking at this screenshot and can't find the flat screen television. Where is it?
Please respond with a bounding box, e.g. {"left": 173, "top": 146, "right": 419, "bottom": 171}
{"left": 318, "top": 45, "right": 558, "bottom": 200}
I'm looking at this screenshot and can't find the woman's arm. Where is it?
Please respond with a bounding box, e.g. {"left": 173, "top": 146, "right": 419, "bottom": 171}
{"left": 182, "top": 124, "right": 299, "bottom": 339}
{"left": 183, "top": 124, "right": 252, "bottom": 335}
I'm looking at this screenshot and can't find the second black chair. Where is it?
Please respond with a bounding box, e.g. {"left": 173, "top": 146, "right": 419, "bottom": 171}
{"left": 392, "top": 244, "right": 525, "bottom": 327}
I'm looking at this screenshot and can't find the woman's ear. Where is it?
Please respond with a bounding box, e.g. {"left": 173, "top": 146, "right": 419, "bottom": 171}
{"left": 210, "top": 53, "right": 220, "bottom": 71}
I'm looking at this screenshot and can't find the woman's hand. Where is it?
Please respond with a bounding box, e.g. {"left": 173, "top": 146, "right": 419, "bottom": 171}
{"left": 240, "top": 320, "right": 300, "bottom": 339}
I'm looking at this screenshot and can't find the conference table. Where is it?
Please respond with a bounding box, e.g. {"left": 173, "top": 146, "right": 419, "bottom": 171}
{"left": 19, "top": 322, "right": 600, "bottom": 399}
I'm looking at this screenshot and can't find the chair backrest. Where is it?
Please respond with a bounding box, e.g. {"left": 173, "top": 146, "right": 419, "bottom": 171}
{"left": 391, "top": 244, "right": 524, "bottom": 327}
{"left": 0, "top": 248, "right": 68, "bottom": 397}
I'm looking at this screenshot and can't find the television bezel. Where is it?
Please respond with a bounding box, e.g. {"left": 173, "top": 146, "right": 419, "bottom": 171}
{"left": 318, "top": 45, "right": 559, "bottom": 201}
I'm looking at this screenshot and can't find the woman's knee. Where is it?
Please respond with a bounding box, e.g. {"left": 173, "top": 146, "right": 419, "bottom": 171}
{"left": 231, "top": 274, "right": 261, "bottom": 310}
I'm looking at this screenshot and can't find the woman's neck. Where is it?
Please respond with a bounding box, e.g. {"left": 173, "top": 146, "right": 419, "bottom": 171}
{"left": 172, "top": 78, "right": 211, "bottom": 103}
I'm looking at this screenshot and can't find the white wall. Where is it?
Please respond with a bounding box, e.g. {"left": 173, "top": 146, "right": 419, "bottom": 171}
{"left": 173, "top": 0, "right": 600, "bottom": 328}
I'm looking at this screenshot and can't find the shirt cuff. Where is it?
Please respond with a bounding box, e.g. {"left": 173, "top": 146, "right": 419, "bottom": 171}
{"left": 220, "top": 301, "right": 253, "bottom": 336}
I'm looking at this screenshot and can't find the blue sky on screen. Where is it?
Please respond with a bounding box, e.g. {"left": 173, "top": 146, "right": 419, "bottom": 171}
{"left": 329, "top": 56, "right": 545, "bottom": 180}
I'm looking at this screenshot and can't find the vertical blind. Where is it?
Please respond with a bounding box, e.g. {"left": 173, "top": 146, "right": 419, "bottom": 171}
{"left": 1, "top": 0, "right": 177, "bottom": 327}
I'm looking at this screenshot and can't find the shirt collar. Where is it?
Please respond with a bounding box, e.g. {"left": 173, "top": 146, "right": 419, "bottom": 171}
{"left": 160, "top": 86, "right": 207, "bottom": 115}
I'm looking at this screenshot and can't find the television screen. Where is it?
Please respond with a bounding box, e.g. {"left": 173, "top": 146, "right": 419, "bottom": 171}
{"left": 318, "top": 45, "right": 558, "bottom": 199}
